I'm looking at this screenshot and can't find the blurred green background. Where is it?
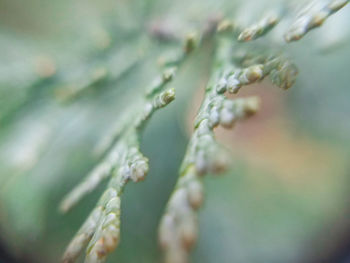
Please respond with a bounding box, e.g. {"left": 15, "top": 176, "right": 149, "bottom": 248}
{"left": 0, "top": 0, "right": 349, "bottom": 262}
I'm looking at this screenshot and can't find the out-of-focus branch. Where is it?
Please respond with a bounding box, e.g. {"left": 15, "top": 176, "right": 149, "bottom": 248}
{"left": 285, "top": 0, "right": 349, "bottom": 42}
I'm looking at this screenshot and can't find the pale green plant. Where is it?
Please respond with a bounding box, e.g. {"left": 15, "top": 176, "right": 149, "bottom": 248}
{"left": 57, "top": 1, "right": 348, "bottom": 262}
{"left": 0, "top": 0, "right": 348, "bottom": 263}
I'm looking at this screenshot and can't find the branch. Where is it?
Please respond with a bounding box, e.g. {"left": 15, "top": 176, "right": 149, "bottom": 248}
{"left": 60, "top": 33, "right": 200, "bottom": 263}
{"left": 158, "top": 31, "right": 299, "bottom": 262}
{"left": 158, "top": 37, "right": 259, "bottom": 263}
{"left": 285, "top": 0, "right": 349, "bottom": 42}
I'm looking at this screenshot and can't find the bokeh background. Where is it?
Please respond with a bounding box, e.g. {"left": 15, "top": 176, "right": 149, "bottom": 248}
{"left": 0, "top": 0, "right": 350, "bottom": 262}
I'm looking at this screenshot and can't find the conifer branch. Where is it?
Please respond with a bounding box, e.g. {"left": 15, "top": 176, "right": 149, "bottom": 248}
{"left": 0, "top": 1, "right": 349, "bottom": 263}
{"left": 238, "top": 12, "right": 280, "bottom": 42}
{"left": 159, "top": 29, "right": 299, "bottom": 262}
{"left": 61, "top": 89, "right": 175, "bottom": 262}
{"left": 60, "top": 33, "right": 200, "bottom": 263}
{"left": 158, "top": 37, "right": 259, "bottom": 263}
{"left": 285, "top": 0, "right": 349, "bottom": 42}
{"left": 58, "top": 3, "right": 346, "bottom": 263}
